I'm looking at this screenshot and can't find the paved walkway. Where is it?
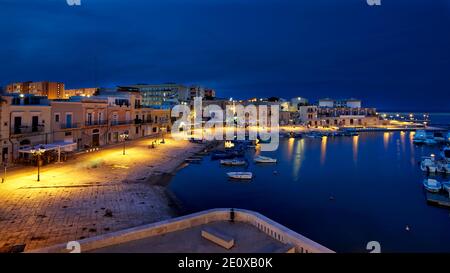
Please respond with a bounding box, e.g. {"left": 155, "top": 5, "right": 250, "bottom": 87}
{"left": 0, "top": 137, "right": 206, "bottom": 252}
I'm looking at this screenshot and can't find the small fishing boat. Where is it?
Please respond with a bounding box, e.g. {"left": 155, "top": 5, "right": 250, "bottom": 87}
{"left": 288, "top": 132, "right": 302, "bottom": 138}
{"left": 220, "top": 159, "right": 247, "bottom": 166}
{"left": 254, "top": 155, "right": 277, "bottom": 163}
{"left": 305, "top": 132, "right": 323, "bottom": 139}
{"left": 211, "top": 151, "right": 235, "bottom": 160}
{"left": 423, "top": 179, "right": 442, "bottom": 193}
{"left": 257, "top": 136, "right": 272, "bottom": 144}
{"left": 424, "top": 137, "right": 437, "bottom": 145}
{"left": 442, "top": 181, "right": 450, "bottom": 193}
{"left": 185, "top": 157, "right": 202, "bottom": 163}
{"left": 343, "top": 129, "right": 359, "bottom": 136}
{"left": 420, "top": 156, "right": 437, "bottom": 173}
{"left": 437, "top": 162, "right": 450, "bottom": 174}
{"left": 413, "top": 130, "right": 427, "bottom": 144}
{"left": 227, "top": 172, "right": 253, "bottom": 180}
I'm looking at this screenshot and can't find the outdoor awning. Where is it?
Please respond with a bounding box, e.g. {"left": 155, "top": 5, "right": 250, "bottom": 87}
{"left": 19, "top": 141, "right": 77, "bottom": 154}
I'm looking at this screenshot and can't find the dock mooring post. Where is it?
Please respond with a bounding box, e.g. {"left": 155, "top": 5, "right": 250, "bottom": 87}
{"left": 230, "top": 208, "right": 235, "bottom": 223}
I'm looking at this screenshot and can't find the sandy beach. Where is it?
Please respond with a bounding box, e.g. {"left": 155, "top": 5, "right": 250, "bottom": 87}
{"left": 0, "top": 136, "right": 211, "bottom": 252}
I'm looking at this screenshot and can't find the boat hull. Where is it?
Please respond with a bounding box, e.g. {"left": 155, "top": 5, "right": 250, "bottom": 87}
{"left": 227, "top": 172, "right": 253, "bottom": 180}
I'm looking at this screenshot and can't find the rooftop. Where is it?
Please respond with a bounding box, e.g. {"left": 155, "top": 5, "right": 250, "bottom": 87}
{"left": 91, "top": 221, "right": 286, "bottom": 253}
{"left": 29, "top": 209, "right": 333, "bottom": 253}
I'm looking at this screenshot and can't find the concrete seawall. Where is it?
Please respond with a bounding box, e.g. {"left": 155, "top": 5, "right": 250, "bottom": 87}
{"left": 29, "top": 208, "right": 334, "bottom": 253}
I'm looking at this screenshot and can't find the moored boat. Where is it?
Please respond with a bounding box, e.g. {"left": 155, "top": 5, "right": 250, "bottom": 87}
{"left": 442, "top": 182, "right": 450, "bottom": 193}
{"left": 254, "top": 155, "right": 277, "bottom": 163}
{"left": 305, "top": 132, "right": 323, "bottom": 139}
{"left": 424, "top": 137, "right": 437, "bottom": 145}
{"left": 220, "top": 159, "right": 247, "bottom": 166}
{"left": 413, "top": 130, "right": 427, "bottom": 144}
{"left": 420, "top": 156, "right": 438, "bottom": 173}
{"left": 437, "top": 162, "right": 450, "bottom": 174}
{"left": 211, "top": 151, "right": 235, "bottom": 160}
{"left": 423, "top": 179, "right": 442, "bottom": 193}
{"left": 227, "top": 172, "right": 253, "bottom": 180}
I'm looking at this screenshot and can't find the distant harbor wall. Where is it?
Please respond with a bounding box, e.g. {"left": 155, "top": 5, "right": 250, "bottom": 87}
{"left": 29, "top": 208, "right": 334, "bottom": 253}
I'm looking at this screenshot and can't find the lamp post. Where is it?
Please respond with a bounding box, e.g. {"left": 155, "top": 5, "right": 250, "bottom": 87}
{"left": 160, "top": 127, "right": 166, "bottom": 144}
{"left": 119, "top": 133, "right": 129, "bottom": 155}
{"left": 30, "top": 148, "right": 45, "bottom": 181}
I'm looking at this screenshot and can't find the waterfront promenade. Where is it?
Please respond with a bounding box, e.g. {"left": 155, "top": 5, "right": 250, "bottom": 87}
{"left": 0, "top": 136, "right": 206, "bottom": 252}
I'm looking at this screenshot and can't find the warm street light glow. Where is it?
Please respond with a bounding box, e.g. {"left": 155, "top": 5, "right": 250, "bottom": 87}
{"left": 30, "top": 147, "right": 45, "bottom": 181}
{"left": 120, "top": 133, "right": 129, "bottom": 155}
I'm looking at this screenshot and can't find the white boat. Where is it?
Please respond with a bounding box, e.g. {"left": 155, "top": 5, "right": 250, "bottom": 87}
{"left": 305, "top": 133, "right": 323, "bottom": 139}
{"left": 220, "top": 159, "right": 247, "bottom": 166}
{"left": 423, "top": 179, "right": 442, "bottom": 193}
{"left": 227, "top": 172, "right": 253, "bottom": 180}
{"left": 413, "top": 130, "right": 427, "bottom": 144}
{"left": 420, "top": 156, "right": 437, "bottom": 173}
{"left": 254, "top": 155, "right": 277, "bottom": 163}
{"left": 442, "top": 182, "right": 450, "bottom": 193}
{"left": 424, "top": 136, "right": 437, "bottom": 145}
{"left": 437, "top": 162, "right": 450, "bottom": 174}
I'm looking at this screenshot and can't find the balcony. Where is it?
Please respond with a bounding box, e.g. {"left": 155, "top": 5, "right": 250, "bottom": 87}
{"left": 60, "top": 123, "right": 81, "bottom": 129}
{"left": 85, "top": 120, "right": 108, "bottom": 127}
{"left": 11, "top": 125, "right": 45, "bottom": 135}
{"left": 134, "top": 118, "right": 154, "bottom": 125}
{"left": 110, "top": 120, "right": 134, "bottom": 126}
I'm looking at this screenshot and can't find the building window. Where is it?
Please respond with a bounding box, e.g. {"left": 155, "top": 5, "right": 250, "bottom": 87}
{"left": 65, "top": 132, "right": 72, "bottom": 136}
{"left": 112, "top": 113, "right": 118, "bottom": 125}
{"left": 66, "top": 114, "right": 73, "bottom": 128}
{"left": 87, "top": 113, "right": 93, "bottom": 125}
{"left": 55, "top": 114, "right": 60, "bottom": 122}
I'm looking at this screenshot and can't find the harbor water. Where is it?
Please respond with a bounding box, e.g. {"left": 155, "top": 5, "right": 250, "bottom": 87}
{"left": 169, "top": 130, "right": 450, "bottom": 253}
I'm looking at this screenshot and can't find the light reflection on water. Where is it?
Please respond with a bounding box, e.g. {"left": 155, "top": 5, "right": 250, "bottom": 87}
{"left": 320, "top": 136, "right": 327, "bottom": 165}
{"left": 352, "top": 135, "right": 359, "bottom": 163}
{"left": 292, "top": 138, "right": 304, "bottom": 182}
{"left": 170, "top": 131, "right": 450, "bottom": 252}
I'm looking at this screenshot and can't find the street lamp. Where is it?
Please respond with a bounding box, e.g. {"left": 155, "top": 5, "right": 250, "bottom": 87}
{"left": 119, "top": 133, "right": 129, "bottom": 155}
{"left": 30, "top": 148, "right": 45, "bottom": 181}
{"left": 160, "top": 127, "right": 166, "bottom": 144}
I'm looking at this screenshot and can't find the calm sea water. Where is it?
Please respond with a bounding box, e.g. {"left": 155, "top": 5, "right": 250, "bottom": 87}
{"left": 169, "top": 131, "right": 450, "bottom": 253}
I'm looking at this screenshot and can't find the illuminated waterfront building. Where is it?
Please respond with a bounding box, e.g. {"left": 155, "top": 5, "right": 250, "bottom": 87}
{"left": 64, "top": 87, "right": 99, "bottom": 98}
{"left": 299, "top": 99, "right": 379, "bottom": 127}
{"left": 0, "top": 93, "right": 171, "bottom": 164}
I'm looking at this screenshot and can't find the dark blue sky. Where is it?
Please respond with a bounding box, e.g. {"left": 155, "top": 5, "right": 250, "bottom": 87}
{"left": 1, "top": 0, "right": 450, "bottom": 111}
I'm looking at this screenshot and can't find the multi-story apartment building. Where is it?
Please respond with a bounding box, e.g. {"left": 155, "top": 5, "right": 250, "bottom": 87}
{"left": 117, "top": 83, "right": 188, "bottom": 108}
{"left": 117, "top": 84, "right": 213, "bottom": 108}
{"left": 64, "top": 87, "right": 99, "bottom": 98}
{"left": 0, "top": 92, "right": 171, "bottom": 165}
{"left": 5, "top": 81, "right": 65, "bottom": 99}
{"left": 51, "top": 97, "right": 108, "bottom": 150}
{"left": 5, "top": 81, "right": 32, "bottom": 94}
{"left": 299, "top": 99, "right": 379, "bottom": 127}
{"left": 0, "top": 94, "right": 52, "bottom": 164}
{"left": 318, "top": 98, "right": 362, "bottom": 108}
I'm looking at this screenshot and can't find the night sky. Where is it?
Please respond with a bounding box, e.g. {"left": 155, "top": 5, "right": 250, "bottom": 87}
{"left": 1, "top": 0, "right": 450, "bottom": 111}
